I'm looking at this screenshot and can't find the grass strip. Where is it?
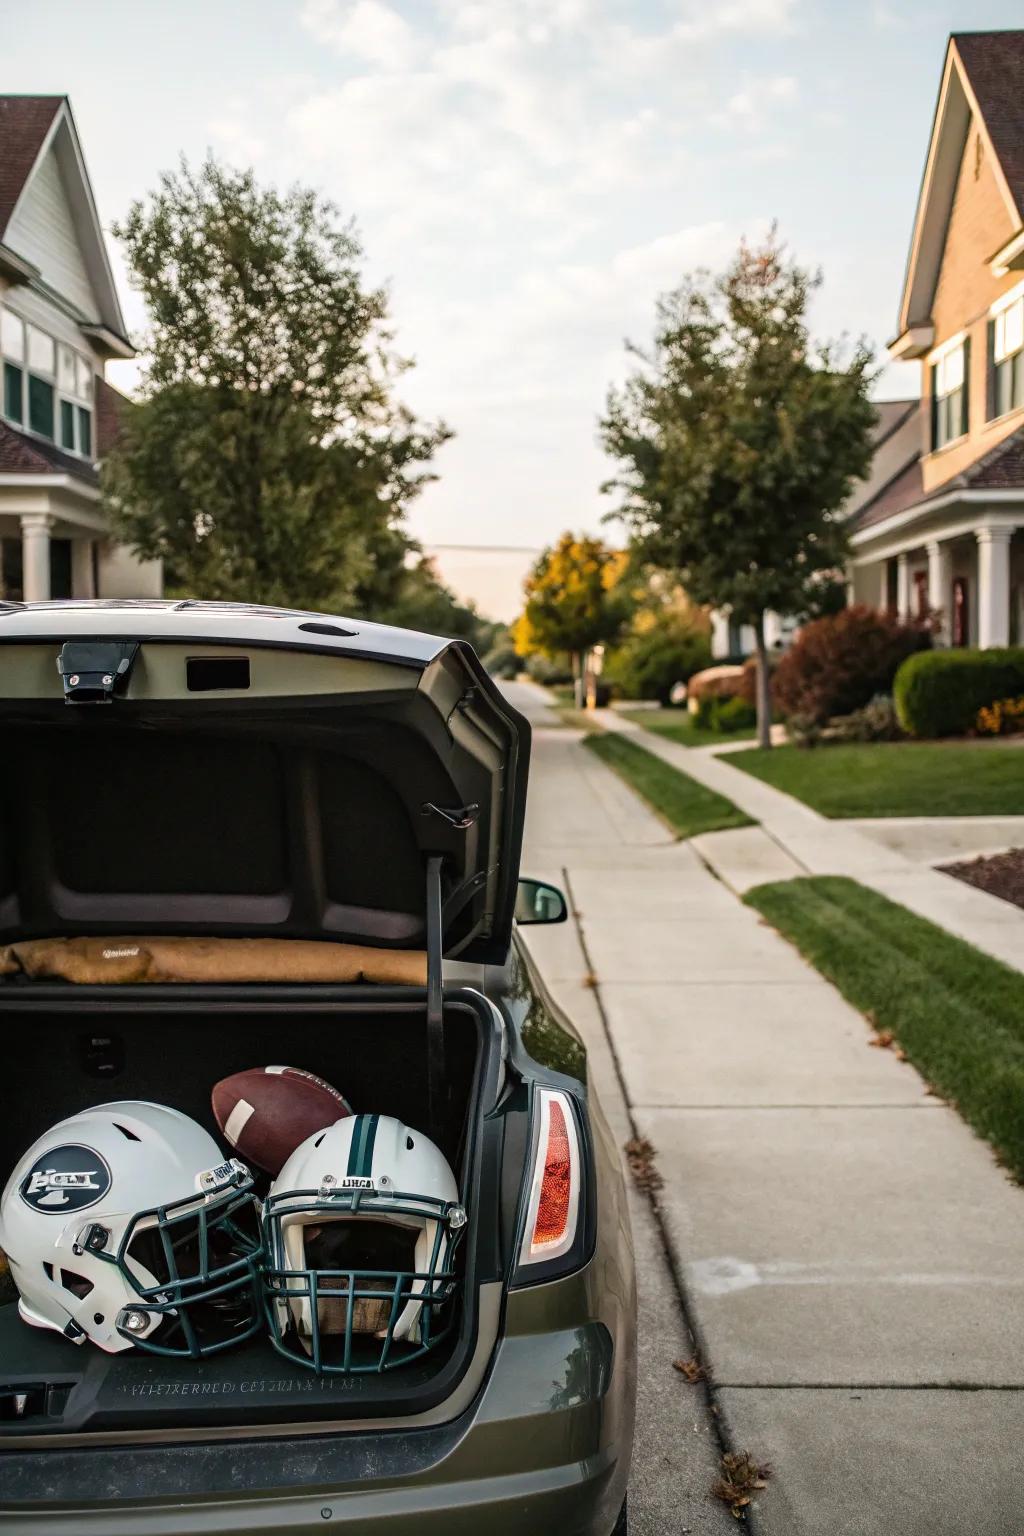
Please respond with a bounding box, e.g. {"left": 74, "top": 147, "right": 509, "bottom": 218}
{"left": 730, "top": 741, "right": 1024, "bottom": 818}
{"left": 637, "top": 708, "right": 756, "bottom": 749}
{"left": 746, "top": 874, "right": 1024, "bottom": 1180}
{"left": 584, "top": 731, "right": 751, "bottom": 839}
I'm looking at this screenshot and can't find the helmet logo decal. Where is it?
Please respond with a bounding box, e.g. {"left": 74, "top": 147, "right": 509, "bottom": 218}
{"left": 19, "top": 1145, "right": 112, "bottom": 1213}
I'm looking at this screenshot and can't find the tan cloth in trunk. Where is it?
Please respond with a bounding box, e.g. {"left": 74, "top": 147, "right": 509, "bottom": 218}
{"left": 0, "top": 936, "right": 428, "bottom": 987}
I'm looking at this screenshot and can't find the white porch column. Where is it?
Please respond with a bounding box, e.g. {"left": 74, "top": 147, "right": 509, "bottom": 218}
{"left": 71, "top": 539, "right": 95, "bottom": 598}
{"left": 926, "top": 539, "right": 953, "bottom": 645}
{"left": 895, "top": 553, "right": 911, "bottom": 620}
{"left": 20, "top": 513, "right": 53, "bottom": 602}
{"left": 976, "top": 527, "right": 1012, "bottom": 648}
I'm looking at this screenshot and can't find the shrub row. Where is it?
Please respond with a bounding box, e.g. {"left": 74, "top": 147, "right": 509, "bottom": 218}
{"left": 894, "top": 648, "right": 1024, "bottom": 737}
{"left": 772, "top": 605, "right": 931, "bottom": 725}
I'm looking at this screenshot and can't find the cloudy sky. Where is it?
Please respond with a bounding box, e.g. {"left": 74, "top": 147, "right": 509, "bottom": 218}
{"left": 5, "top": 0, "right": 1022, "bottom": 549}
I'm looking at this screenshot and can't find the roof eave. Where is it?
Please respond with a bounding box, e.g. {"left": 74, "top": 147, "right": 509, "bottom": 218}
{"left": 0, "top": 242, "right": 40, "bottom": 285}
{"left": 79, "top": 322, "right": 136, "bottom": 361}
{"left": 887, "top": 325, "right": 935, "bottom": 361}
{"left": 989, "top": 227, "right": 1024, "bottom": 277}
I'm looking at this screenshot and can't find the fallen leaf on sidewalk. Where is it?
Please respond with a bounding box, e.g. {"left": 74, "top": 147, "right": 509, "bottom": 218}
{"left": 624, "top": 1136, "right": 663, "bottom": 1194}
{"left": 712, "top": 1451, "right": 772, "bottom": 1519}
{"left": 672, "top": 1356, "right": 709, "bottom": 1383}
{"left": 868, "top": 1029, "right": 895, "bottom": 1049}
{"left": 582, "top": 971, "right": 599, "bottom": 989}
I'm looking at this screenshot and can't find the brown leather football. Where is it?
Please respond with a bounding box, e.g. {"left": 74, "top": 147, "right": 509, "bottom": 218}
{"left": 211, "top": 1066, "right": 352, "bottom": 1177}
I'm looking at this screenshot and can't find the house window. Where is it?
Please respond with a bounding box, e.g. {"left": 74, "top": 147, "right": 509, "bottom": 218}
{"left": 931, "top": 340, "right": 968, "bottom": 449}
{"left": 0, "top": 307, "right": 94, "bottom": 456}
{"left": 991, "top": 295, "right": 1024, "bottom": 419}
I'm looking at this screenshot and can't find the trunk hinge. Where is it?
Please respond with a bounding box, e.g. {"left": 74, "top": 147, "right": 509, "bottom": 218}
{"left": 425, "top": 854, "right": 446, "bottom": 1141}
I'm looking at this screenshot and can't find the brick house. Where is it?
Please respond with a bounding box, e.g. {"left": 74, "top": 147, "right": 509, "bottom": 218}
{"left": 849, "top": 30, "right": 1024, "bottom": 646}
{"left": 0, "top": 95, "right": 161, "bottom": 601}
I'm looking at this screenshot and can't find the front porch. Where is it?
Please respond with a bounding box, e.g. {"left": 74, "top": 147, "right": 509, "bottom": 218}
{"left": 0, "top": 481, "right": 161, "bottom": 602}
{"left": 851, "top": 508, "right": 1024, "bottom": 648}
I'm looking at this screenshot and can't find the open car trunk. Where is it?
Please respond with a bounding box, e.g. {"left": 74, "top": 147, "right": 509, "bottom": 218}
{"left": 0, "top": 982, "right": 503, "bottom": 1444}
{"left": 0, "top": 605, "right": 530, "bottom": 1447}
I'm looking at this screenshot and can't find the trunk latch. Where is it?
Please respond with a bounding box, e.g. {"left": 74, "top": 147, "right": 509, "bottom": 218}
{"left": 57, "top": 641, "right": 139, "bottom": 704}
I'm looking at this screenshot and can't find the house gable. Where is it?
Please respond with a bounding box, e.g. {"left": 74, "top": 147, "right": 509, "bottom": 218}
{"left": 5, "top": 139, "right": 99, "bottom": 319}
{"left": 0, "top": 98, "right": 131, "bottom": 357}
{"left": 931, "top": 124, "right": 1016, "bottom": 344}
{"left": 891, "top": 33, "right": 1024, "bottom": 358}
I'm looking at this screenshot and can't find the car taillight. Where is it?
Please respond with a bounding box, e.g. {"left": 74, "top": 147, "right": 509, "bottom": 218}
{"left": 518, "top": 1089, "right": 581, "bottom": 1268}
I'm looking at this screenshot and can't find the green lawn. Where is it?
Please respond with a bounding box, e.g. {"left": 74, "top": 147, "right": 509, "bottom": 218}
{"left": 730, "top": 741, "right": 1024, "bottom": 818}
{"left": 634, "top": 707, "right": 757, "bottom": 749}
{"left": 584, "top": 732, "right": 751, "bottom": 839}
{"left": 747, "top": 876, "right": 1024, "bottom": 1180}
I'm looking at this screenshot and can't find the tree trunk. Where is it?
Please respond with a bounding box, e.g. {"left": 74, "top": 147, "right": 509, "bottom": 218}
{"left": 754, "top": 615, "right": 773, "bottom": 750}
{"left": 572, "top": 651, "right": 585, "bottom": 710}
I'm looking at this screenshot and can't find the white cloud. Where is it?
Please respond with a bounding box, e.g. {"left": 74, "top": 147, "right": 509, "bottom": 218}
{"left": 712, "top": 74, "right": 798, "bottom": 130}
{"left": 300, "top": 0, "right": 416, "bottom": 70}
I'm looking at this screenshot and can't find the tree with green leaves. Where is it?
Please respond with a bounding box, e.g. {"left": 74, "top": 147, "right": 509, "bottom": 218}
{"left": 104, "top": 157, "right": 449, "bottom": 615}
{"left": 601, "top": 230, "right": 876, "bottom": 747}
{"left": 513, "top": 533, "right": 631, "bottom": 703}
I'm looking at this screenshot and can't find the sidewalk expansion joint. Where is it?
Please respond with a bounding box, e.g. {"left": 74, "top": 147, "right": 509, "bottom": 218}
{"left": 562, "top": 864, "right": 767, "bottom": 1536}
{"left": 718, "top": 1382, "right": 1024, "bottom": 1392}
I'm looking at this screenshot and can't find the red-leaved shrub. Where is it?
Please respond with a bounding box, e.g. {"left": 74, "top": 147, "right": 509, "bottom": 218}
{"left": 773, "top": 606, "right": 931, "bottom": 725}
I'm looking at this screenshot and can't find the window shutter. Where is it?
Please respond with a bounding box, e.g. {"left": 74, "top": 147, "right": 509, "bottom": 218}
{"left": 960, "top": 335, "right": 970, "bottom": 436}
{"left": 930, "top": 364, "right": 938, "bottom": 449}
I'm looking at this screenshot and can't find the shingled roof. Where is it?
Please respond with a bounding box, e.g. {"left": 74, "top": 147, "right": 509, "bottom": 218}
{"left": 853, "top": 427, "right": 1024, "bottom": 533}
{"left": 954, "top": 31, "right": 1024, "bottom": 222}
{"left": 0, "top": 421, "right": 99, "bottom": 487}
{"left": 0, "top": 96, "right": 62, "bottom": 241}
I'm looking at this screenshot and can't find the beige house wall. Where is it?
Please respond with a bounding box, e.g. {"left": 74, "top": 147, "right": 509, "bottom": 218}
{"left": 921, "top": 125, "right": 1024, "bottom": 493}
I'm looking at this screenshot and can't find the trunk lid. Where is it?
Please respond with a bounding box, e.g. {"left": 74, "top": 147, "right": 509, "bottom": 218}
{"left": 0, "top": 600, "right": 530, "bottom": 964}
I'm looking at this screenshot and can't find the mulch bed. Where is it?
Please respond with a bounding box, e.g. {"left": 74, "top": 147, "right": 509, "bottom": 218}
{"left": 941, "top": 847, "right": 1024, "bottom": 911}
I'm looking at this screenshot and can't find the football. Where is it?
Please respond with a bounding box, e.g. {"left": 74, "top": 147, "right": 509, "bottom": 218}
{"left": 211, "top": 1066, "right": 352, "bottom": 1177}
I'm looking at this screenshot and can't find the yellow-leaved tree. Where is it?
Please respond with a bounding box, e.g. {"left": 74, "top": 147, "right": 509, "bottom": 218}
{"left": 513, "top": 533, "right": 631, "bottom": 703}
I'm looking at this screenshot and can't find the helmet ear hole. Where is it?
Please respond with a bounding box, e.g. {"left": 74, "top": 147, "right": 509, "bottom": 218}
{"left": 60, "top": 1270, "right": 94, "bottom": 1299}
{"left": 406, "top": 1136, "right": 414, "bottom": 1151}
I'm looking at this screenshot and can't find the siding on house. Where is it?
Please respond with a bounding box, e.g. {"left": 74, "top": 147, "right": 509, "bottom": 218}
{"left": 922, "top": 124, "right": 1024, "bottom": 492}
{"left": 5, "top": 144, "right": 98, "bottom": 321}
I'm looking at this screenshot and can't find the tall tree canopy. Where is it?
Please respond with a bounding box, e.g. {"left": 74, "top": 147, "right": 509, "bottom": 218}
{"left": 104, "top": 158, "right": 450, "bottom": 616}
{"left": 600, "top": 230, "right": 876, "bottom": 746}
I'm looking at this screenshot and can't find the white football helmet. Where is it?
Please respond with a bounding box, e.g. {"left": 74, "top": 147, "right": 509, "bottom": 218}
{"left": 0, "top": 1102, "right": 263, "bottom": 1357}
{"left": 263, "top": 1114, "right": 466, "bottom": 1372}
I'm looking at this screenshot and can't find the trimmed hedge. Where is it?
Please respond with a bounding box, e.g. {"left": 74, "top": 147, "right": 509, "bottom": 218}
{"left": 894, "top": 648, "right": 1024, "bottom": 737}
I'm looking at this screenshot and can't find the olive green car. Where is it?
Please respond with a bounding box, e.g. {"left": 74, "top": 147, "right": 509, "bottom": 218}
{"left": 0, "top": 600, "right": 637, "bottom": 1534}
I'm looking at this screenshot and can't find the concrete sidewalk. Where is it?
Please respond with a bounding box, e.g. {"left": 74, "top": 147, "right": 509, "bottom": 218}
{"left": 595, "top": 707, "right": 1024, "bottom": 974}
{"left": 507, "top": 682, "right": 1024, "bottom": 1536}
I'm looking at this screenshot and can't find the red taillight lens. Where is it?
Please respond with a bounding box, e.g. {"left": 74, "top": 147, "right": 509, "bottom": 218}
{"left": 534, "top": 1099, "right": 572, "bottom": 1247}
{"left": 519, "top": 1090, "right": 580, "bottom": 1267}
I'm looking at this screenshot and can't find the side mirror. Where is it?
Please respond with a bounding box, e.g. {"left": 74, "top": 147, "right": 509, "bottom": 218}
{"left": 515, "top": 877, "right": 568, "bottom": 926}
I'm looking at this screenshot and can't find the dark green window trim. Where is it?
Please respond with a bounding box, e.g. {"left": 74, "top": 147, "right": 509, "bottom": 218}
{"left": 78, "top": 404, "right": 92, "bottom": 457}
{"left": 3, "top": 361, "right": 23, "bottom": 424}
{"left": 28, "top": 374, "right": 54, "bottom": 440}
{"left": 60, "top": 399, "right": 75, "bottom": 450}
